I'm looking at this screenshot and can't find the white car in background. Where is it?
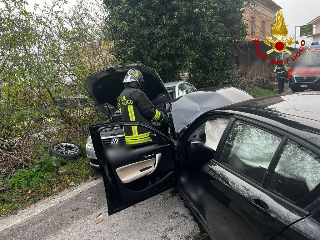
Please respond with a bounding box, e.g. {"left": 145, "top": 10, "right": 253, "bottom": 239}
{"left": 164, "top": 81, "right": 197, "bottom": 100}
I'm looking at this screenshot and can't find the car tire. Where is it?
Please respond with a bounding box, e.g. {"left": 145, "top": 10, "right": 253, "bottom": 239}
{"left": 291, "top": 87, "right": 302, "bottom": 92}
{"left": 49, "top": 141, "right": 83, "bottom": 160}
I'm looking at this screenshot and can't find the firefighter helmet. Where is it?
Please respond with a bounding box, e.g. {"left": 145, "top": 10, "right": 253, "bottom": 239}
{"left": 123, "top": 68, "right": 145, "bottom": 87}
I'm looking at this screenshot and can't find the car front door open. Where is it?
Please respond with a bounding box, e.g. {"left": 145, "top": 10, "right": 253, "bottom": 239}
{"left": 89, "top": 122, "right": 177, "bottom": 215}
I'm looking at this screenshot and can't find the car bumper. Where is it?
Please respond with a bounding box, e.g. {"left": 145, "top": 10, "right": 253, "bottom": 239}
{"left": 86, "top": 141, "right": 100, "bottom": 169}
{"left": 289, "top": 76, "right": 320, "bottom": 90}
{"left": 86, "top": 144, "right": 96, "bottom": 159}
{"left": 289, "top": 82, "right": 320, "bottom": 90}
{"left": 89, "top": 158, "right": 100, "bottom": 169}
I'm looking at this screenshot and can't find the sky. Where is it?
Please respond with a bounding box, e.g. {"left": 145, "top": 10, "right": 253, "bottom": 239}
{"left": 25, "top": 0, "right": 102, "bottom": 12}
{"left": 25, "top": 0, "right": 320, "bottom": 46}
{"left": 26, "top": 0, "right": 320, "bottom": 37}
{"left": 273, "top": 0, "right": 320, "bottom": 39}
{"left": 26, "top": 0, "right": 75, "bottom": 12}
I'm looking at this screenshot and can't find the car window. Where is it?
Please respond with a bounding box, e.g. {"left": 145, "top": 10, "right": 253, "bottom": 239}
{"left": 178, "top": 83, "right": 187, "bottom": 97}
{"left": 184, "top": 83, "right": 196, "bottom": 94}
{"left": 178, "top": 83, "right": 195, "bottom": 97}
{"left": 267, "top": 140, "right": 320, "bottom": 203}
{"left": 166, "top": 86, "right": 176, "bottom": 99}
{"left": 220, "top": 121, "right": 282, "bottom": 184}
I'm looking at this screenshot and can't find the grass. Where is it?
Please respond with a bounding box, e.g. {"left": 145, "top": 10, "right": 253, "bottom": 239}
{"left": 248, "top": 86, "right": 278, "bottom": 98}
{"left": 0, "top": 141, "right": 98, "bottom": 218}
{"left": 248, "top": 84, "right": 290, "bottom": 98}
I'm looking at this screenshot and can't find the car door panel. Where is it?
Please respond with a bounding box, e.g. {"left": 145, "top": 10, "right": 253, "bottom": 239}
{"left": 107, "top": 144, "right": 176, "bottom": 202}
{"left": 201, "top": 177, "right": 261, "bottom": 240}
{"left": 203, "top": 162, "right": 307, "bottom": 240}
{"left": 116, "top": 158, "right": 156, "bottom": 184}
{"left": 89, "top": 122, "right": 177, "bottom": 215}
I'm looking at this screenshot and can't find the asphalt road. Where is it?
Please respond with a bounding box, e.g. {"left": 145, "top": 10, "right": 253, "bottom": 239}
{"left": 0, "top": 177, "right": 210, "bottom": 240}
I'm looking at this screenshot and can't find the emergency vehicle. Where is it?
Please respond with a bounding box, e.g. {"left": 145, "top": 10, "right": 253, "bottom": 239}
{"left": 284, "top": 41, "right": 320, "bottom": 92}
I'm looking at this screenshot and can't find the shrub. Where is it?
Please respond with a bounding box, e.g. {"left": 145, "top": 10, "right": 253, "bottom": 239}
{"left": 238, "top": 76, "right": 275, "bottom": 92}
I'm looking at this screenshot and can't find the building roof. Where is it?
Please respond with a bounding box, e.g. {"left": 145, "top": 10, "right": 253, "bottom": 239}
{"left": 255, "top": 0, "right": 281, "bottom": 13}
{"left": 309, "top": 16, "right": 320, "bottom": 25}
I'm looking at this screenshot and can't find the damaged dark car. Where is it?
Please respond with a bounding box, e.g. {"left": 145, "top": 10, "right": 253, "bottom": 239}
{"left": 85, "top": 64, "right": 320, "bottom": 240}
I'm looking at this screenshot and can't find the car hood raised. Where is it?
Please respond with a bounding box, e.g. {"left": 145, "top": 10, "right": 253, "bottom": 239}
{"left": 171, "top": 87, "right": 253, "bottom": 136}
{"left": 84, "top": 64, "right": 171, "bottom": 117}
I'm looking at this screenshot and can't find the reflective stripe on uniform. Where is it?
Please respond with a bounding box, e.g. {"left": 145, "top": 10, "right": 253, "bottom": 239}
{"left": 125, "top": 134, "right": 150, "bottom": 141}
{"left": 152, "top": 109, "right": 161, "bottom": 121}
{"left": 125, "top": 133, "right": 150, "bottom": 139}
{"left": 128, "top": 105, "right": 138, "bottom": 135}
{"left": 126, "top": 137, "right": 152, "bottom": 144}
{"left": 125, "top": 132, "right": 152, "bottom": 145}
{"left": 125, "top": 132, "right": 150, "bottom": 137}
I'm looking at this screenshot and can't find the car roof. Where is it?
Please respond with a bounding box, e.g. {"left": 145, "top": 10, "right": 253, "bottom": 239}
{"left": 222, "top": 92, "right": 320, "bottom": 147}
{"left": 164, "top": 81, "right": 187, "bottom": 87}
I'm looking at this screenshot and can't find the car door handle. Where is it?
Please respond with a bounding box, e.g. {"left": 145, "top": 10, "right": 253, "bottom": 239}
{"left": 250, "top": 199, "right": 277, "bottom": 221}
{"left": 251, "top": 199, "right": 269, "bottom": 210}
{"left": 139, "top": 166, "right": 153, "bottom": 172}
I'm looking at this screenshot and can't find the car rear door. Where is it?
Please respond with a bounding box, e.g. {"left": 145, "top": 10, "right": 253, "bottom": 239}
{"left": 89, "top": 122, "right": 177, "bottom": 215}
{"left": 202, "top": 119, "right": 309, "bottom": 240}
{"left": 272, "top": 204, "right": 320, "bottom": 239}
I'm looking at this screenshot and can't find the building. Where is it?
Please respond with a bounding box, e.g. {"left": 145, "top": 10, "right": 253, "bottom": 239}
{"left": 236, "top": 0, "right": 281, "bottom": 80}
{"left": 243, "top": 0, "right": 280, "bottom": 41}
{"left": 308, "top": 16, "right": 320, "bottom": 41}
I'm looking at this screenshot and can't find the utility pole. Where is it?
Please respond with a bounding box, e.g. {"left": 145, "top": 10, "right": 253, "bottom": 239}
{"left": 294, "top": 26, "right": 299, "bottom": 48}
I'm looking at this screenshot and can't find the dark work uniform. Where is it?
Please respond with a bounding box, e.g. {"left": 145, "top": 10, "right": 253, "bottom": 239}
{"left": 274, "top": 65, "right": 288, "bottom": 94}
{"left": 117, "top": 82, "right": 165, "bottom": 145}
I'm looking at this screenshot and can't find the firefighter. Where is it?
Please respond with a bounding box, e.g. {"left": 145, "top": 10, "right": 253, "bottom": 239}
{"left": 274, "top": 64, "right": 288, "bottom": 94}
{"left": 117, "top": 68, "right": 168, "bottom": 145}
